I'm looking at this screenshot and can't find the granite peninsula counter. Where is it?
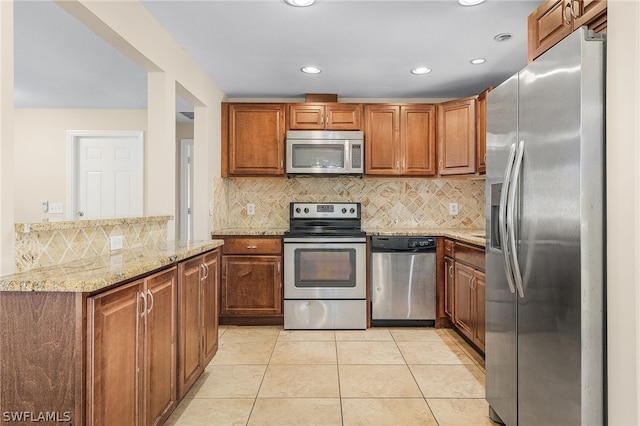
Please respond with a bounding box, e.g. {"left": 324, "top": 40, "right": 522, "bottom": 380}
{"left": 0, "top": 239, "right": 224, "bottom": 292}
{"left": 0, "top": 239, "right": 224, "bottom": 425}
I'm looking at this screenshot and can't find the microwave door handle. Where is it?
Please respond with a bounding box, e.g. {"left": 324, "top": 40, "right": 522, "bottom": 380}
{"left": 345, "top": 140, "right": 350, "bottom": 172}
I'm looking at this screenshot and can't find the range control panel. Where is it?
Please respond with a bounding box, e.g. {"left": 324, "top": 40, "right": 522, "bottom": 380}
{"left": 290, "top": 202, "right": 361, "bottom": 219}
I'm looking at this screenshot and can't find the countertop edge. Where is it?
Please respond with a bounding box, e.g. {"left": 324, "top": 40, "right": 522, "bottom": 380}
{"left": 364, "top": 228, "right": 486, "bottom": 247}
{"left": 210, "top": 228, "right": 485, "bottom": 247}
{"left": 0, "top": 240, "right": 224, "bottom": 293}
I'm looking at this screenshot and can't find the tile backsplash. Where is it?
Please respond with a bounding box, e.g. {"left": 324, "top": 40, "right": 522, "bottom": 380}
{"left": 14, "top": 216, "right": 170, "bottom": 272}
{"left": 215, "top": 177, "right": 485, "bottom": 230}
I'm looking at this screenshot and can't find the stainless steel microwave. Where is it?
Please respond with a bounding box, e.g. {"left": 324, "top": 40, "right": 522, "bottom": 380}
{"left": 285, "top": 130, "right": 364, "bottom": 176}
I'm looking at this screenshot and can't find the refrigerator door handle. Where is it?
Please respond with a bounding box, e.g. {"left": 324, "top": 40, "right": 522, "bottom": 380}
{"left": 507, "top": 140, "right": 525, "bottom": 298}
{"left": 499, "top": 142, "right": 518, "bottom": 295}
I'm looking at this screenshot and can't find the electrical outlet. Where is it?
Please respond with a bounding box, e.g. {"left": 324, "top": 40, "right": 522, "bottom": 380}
{"left": 247, "top": 203, "right": 255, "bottom": 216}
{"left": 110, "top": 235, "right": 124, "bottom": 251}
{"left": 449, "top": 203, "right": 459, "bottom": 216}
{"left": 48, "top": 202, "right": 63, "bottom": 214}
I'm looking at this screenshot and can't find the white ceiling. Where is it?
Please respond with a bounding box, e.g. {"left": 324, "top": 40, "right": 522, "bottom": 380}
{"left": 14, "top": 0, "right": 542, "bottom": 110}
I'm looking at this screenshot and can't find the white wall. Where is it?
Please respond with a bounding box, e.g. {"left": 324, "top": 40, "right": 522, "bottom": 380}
{"left": 0, "top": 1, "right": 15, "bottom": 273}
{"left": 607, "top": 1, "right": 640, "bottom": 424}
{"left": 13, "top": 109, "right": 147, "bottom": 223}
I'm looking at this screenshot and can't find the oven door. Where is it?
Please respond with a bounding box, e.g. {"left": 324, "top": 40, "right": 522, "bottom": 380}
{"left": 284, "top": 239, "right": 366, "bottom": 299}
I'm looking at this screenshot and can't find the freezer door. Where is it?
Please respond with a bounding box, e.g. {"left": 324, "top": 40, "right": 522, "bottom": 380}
{"left": 485, "top": 73, "right": 518, "bottom": 426}
{"left": 516, "top": 28, "right": 604, "bottom": 426}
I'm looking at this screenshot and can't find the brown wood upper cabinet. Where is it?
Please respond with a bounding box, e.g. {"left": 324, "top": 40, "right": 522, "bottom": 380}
{"left": 528, "top": 0, "right": 607, "bottom": 62}
{"left": 437, "top": 97, "right": 477, "bottom": 176}
{"left": 476, "top": 89, "right": 489, "bottom": 175}
{"left": 222, "top": 103, "right": 286, "bottom": 176}
{"left": 87, "top": 267, "right": 178, "bottom": 426}
{"left": 288, "top": 103, "right": 362, "bottom": 130}
{"left": 364, "top": 104, "right": 437, "bottom": 176}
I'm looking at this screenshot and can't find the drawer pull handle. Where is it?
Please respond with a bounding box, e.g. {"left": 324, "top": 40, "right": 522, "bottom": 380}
{"left": 146, "top": 289, "right": 154, "bottom": 314}
{"left": 246, "top": 245, "right": 258, "bottom": 249}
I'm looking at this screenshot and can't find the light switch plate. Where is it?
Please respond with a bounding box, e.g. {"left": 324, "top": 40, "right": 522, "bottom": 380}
{"left": 49, "top": 202, "right": 63, "bottom": 214}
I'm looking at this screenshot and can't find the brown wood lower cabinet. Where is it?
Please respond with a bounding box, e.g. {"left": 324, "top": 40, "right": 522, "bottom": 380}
{"left": 87, "top": 267, "right": 177, "bottom": 426}
{"left": 177, "top": 249, "right": 220, "bottom": 399}
{"left": 0, "top": 247, "right": 221, "bottom": 426}
{"left": 443, "top": 238, "right": 485, "bottom": 353}
{"left": 218, "top": 236, "right": 283, "bottom": 325}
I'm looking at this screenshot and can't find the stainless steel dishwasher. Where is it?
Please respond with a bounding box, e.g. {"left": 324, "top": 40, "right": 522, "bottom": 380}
{"left": 370, "top": 236, "right": 437, "bottom": 327}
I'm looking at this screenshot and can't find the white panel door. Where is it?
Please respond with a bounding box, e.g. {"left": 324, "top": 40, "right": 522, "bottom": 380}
{"left": 70, "top": 131, "right": 143, "bottom": 220}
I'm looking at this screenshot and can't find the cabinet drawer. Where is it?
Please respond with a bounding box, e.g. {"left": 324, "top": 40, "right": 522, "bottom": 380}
{"left": 444, "top": 239, "right": 455, "bottom": 257}
{"left": 223, "top": 238, "right": 282, "bottom": 255}
{"left": 454, "top": 242, "right": 485, "bottom": 271}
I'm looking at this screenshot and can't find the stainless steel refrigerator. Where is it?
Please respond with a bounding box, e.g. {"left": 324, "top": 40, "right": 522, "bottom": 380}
{"left": 485, "top": 27, "right": 605, "bottom": 426}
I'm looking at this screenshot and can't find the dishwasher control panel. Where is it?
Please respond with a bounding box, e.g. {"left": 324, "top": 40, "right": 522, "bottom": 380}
{"left": 371, "top": 236, "right": 436, "bottom": 251}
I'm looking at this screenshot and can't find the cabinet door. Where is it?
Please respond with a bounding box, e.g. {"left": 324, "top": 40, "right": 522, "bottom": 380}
{"left": 444, "top": 257, "right": 455, "bottom": 321}
{"left": 221, "top": 255, "right": 282, "bottom": 316}
{"left": 144, "top": 268, "right": 177, "bottom": 426}
{"left": 225, "top": 104, "right": 285, "bottom": 176}
{"left": 88, "top": 280, "right": 143, "bottom": 426}
{"left": 401, "top": 104, "right": 437, "bottom": 176}
{"left": 177, "top": 256, "right": 203, "bottom": 399}
{"left": 476, "top": 90, "right": 488, "bottom": 175}
{"left": 453, "top": 262, "right": 474, "bottom": 340}
{"left": 364, "top": 104, "right": 400, "bottom": 175}
{"left": 325, "top": 103, "right": 362, "bottom": 130}
{"left": 572, "top": 0, "right": 607, "bottom": 32}
{"left": 527, "top": 0, "right": 572, "bottom": 62}
{"left": 289, "top": 104, "right": 362, "bottom": 130}
{"left": 288, "top": 104, "right": 325, "bottom": 130}
{"left": 473, "top": 270, "right": 486, "bottom": 352}
{"left": 202, "top": 250, "right": 220, "bottom": 365}
{"left": 437, "top": 97, "right": 477, "bottom": 175}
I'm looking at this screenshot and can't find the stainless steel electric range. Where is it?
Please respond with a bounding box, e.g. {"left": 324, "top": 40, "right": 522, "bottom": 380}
{"left": 283, "top": 202, "right": 367, "bottom": 330}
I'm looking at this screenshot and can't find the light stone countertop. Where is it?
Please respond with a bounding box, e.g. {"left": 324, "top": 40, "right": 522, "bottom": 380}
{"left": 0, "top": 239, "right": 224, "bottom": 293}
{"left": 213, "top": 228, "right": 486, "bottom": 247}
{"left": 212, "top": 228, "right": 289, "bottom": 236}
{"left": 365, "top": 228, "right": 486, "bottom": 247}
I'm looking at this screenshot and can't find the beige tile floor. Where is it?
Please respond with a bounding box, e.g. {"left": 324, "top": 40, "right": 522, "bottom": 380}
{"left": 166, "top": 326, "right": 493, "bottom": 426}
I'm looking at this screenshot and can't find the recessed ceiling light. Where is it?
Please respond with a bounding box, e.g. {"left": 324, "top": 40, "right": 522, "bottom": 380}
{"left": 411, "top": 67, "right": 432, "bottom": 75}
{"left": 284, "top": 0, "right": 316, "bottom": 7}
{"left": 458, "top": 0, "right": 486, "bottom": 6}
{"left": 470, "top": 58, "right": 486, "bottom": 65}
{"left": 301, "top": 66, "right": 321, "bottom": 74}
{"left": 494, "top": 33, "right": 514, "bottom": 43}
